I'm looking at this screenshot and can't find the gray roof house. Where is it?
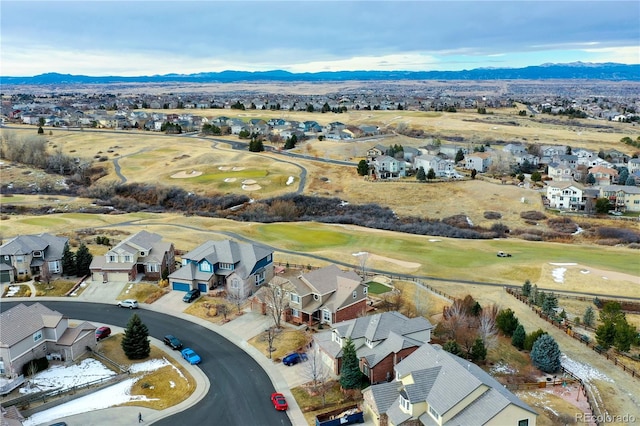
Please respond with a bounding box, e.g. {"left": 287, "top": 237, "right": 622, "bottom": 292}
{"left": 362, "top": 343, "right": 537, "bottom": 426}
{"left": 0, "top": 303, "right": 96, "bottom": 391}
{"left": 89, "top": 230, "right": 175, "bottom": 284}
{"left": 314, "top": 311, "right": 433, "bottom": 382}
{"left": 168, "top": 239, "right": 274, "bottom": 298}
{"left": 0, "top": 233, "right": 68, "bottom": 284}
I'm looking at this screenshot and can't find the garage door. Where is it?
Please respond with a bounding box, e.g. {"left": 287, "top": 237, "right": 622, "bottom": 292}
{"left": 172, "top": 282, "right": 190, "bottom": 292}
{"left": 197, "top": 283, "right": 208, "bottom": 292}
{"left": 0, "top": 270, "right": 11, "bottom": 284}
{"left": 108, "top": 272, "right": 129, "bottom": 282}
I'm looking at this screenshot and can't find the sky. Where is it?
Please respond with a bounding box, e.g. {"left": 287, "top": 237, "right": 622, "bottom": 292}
{"left": 1, "top": 0, "right": 639, "bottom": 76}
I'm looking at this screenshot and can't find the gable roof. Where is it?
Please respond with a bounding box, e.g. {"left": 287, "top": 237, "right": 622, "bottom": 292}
{"left": 180, "top": 239, "right": 273, "bottom": 279}
{"left": 298, "top": 264, "right": 361, "bottom": 296}
{"left": 0, "top": 233, "right": 68, "bottom": 259}
{"left": 0, "top": 303, "right": 64, "bottom": 347}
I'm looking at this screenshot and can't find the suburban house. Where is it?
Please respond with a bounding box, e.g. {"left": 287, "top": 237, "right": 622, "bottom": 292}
{"left": 370, "top": 155, "right": 408, "bottom": 179}
{"left": 588, "top": 165, "right": 618, "bottom": 186}
{"left": 464, "top": 152, "right": 492, "bottom": 173}
{"left": 89, "top": 230, "right": 175, "bottom": 283}
{"left": 168, "top": 239, "right": 274, "bottom": 298}
{"left": 313, "top": 311, "right": 433, "bottom": 382}
{"left": 546, "top": 182, "right": 586, "bottom": 210}
{"left": 628, "top": 158, "right": 640, "bottom": 175}
{"left": 600, "top": 185, "right": 640, "bottom": 212}
{"left": 0, "top": 233, "right": 68, "bottom": 284}
{"left": 362, "top": 343, "right": 537, "bottom": 426}
{"left": 0, "top": 303, "right": 96, "bottom": 392}
{"left": 413, "top": 155, "right": 455, "bottom": 177}
{"left": 270, "top": 264, "right": 368, "bottom": 326}
{"left": 547, "top": 162, "right": 575, "bottom": 182}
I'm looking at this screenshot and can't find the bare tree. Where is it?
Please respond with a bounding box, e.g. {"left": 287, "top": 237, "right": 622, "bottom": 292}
{"left": 353, "top": 251, "right": 369, "bottom": 277}
{"left": 303, "top": 347, "right": 331, "bottom": 407}
{"left": 226, "top": 288, "right": 247, "bottom": 314}
{"left": 478, "top": 310, "right": 498, "bottom": 350}
{"left": 262, "top": 277, "right": 290, "bottom": 328}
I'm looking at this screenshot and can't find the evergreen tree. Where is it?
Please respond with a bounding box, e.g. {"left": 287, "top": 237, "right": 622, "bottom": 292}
{"left": 542, "top": 292, "right": 558, "bottom": 316}
{"left": 38, "top": 126, "right": 44, "bottom": 134}
{"left": 530, "top": 334, "right": 561, "bottom": 373}
{"left": 595, "top": 322, "right": 616, "bottom": 350}
{"left": 426, "top": 168, "right": 436, "bottom": 180}
{"left": 442, "top": 340, "right": 463, "bottom": 356}
{"left": 511, "top": 324, "right": 526, "bottom": 350}
{"left": 496, "top": 308, "right": 519, "bottom": 336}
{"left": 586, "top": 173, "right": 596, "bottom": 185}
{"left": 455, "top": 149, "right": 465, "bottom": 163}
{"left": 416, "top": 167, "right": 426, "bottom": 181}
{"left": 626, "top": 176, "right": 636, "bottom": 186}
{"left": 357, "top": 160, "right": 369, "bottom": 176}
{"left": 75, "top": 243, "right": 93, "bottom": 277}
{"left": 470, "top": 338, "right": 487, "bottom": 362}
{"left": 121, "top": 313, "right": 151, "bottom": 360}
{"left": 614, "top": 321, "right": 637, "bottom": 352}
{"left": 583, "top": 306, "right": 595, "bottom": 327}
{"left": 61, "top": 242, "right": 76, "bottom": 277}
{"left": 339, "top": 338, "right": 362, "bottom": 390}
{"left": 521, "top": 279, "right": 532, "bottom": 297}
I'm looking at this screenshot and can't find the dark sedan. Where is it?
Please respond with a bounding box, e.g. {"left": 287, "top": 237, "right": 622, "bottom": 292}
{"left": 163, "top": 334, "right": 183, "bottom": 350}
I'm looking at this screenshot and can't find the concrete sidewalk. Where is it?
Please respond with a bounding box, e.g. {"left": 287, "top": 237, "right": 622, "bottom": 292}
{"left": 9, "top": 280, "right": 309, "bottom": 426}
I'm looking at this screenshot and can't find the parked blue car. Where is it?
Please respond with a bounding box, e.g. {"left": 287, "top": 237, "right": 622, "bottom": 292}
{"left": 181, "top": 347, "right": 201, "bottom": 365}
{"left": 282, "top": 352, "right": 307, "bottom": 366}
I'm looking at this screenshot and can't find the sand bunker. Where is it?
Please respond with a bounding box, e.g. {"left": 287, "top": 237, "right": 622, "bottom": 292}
{"left": 242, "top": 184, "right": 262, "bottom": 191}
{"left": 232, "top": 167, "right": 245, "bottom": 171}
{"left": 224, "top": 178, "right": 237, "bottom": 183}
{"left": 242, "top": 179, "right": 257, "bottom": 185}
{"left": 218, "top": 166, "right": 231, "bottom": 171}
{"left": 171, "top": 170, "right": 203, "bottom": 178}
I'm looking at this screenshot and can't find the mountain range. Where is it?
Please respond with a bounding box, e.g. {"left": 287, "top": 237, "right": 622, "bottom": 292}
{"left": 1, "top": 62, "right": 638, "bottom": 85}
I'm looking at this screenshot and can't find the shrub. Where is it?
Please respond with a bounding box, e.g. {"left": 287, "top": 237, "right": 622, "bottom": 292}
{"left": 22, "top": 357, "right": 49, "bottom": 376}
{"left": 519, "top": 233, "right": 543, "bottom": 241}
{"left": 483, "top": 211, "right": 502, "bottom": 220}
{"left": 520, "top": 211, "right": 547, "bottom": 221}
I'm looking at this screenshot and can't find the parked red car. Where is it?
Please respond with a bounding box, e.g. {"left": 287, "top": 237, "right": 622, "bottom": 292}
{"left": 271, "top": 392, "right": 288, "bottom": 411}
{"left": 95, "top": 326, "right": 111, "bottom": 341}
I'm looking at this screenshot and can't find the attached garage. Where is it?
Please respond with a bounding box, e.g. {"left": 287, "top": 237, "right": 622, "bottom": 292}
{"left": 107, "top": 272, "right": 129, "bottom": 283}
{"left": 197, "top": 283, "right": 208, "bottom": 293}
{"left": 172, "top": 281, "right": 191, "bottom": 292}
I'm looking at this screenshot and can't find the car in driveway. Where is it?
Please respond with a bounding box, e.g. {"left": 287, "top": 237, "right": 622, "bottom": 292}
{"left": 95, "top": 326, "right": 111, "bottom": 341}
{"left": 181, "top": 347, "right": 201, "bottom": 365}
{"left": 183, "top": 289, "right": 201, "bottom": 303}
{"left": 282, "top": 352, "right": 307, "bottom": 366}
{"left": 163, "top": 334, "right": 183, "bottom": 350}
{"left": 117, "top": 299, "right": 139, "bottom": 309}
{"left": 270, "top": 392, "right": 288, "bottom": 411}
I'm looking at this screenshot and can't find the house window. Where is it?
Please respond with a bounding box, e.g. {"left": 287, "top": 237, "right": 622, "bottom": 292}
{"left": 124, "top": 255, "right": 132, "bottom": 262}
{"left": 219, "top": 262, "right": 233, "bottom": 270}
{"left": 352, "top": 291, "right": 357, "bottom": 299}
{"left": 140, "top": 251, "right": 146, "bottom": 256}
{"left": 365, "top": 338, "right": 373, "bottom": 348}
{"left": 323, "top": 310, "right": 331, "bottom": 323}
{"left": 429, "top": 405, "right": 440, "bottom": 420}
{"left": 231, "top": 279, "right": 239, "bottom": 289}
{"left": 255, "top": 270, "right": 265, "bottom": 285}
{"left": 33, "top": 251, "right": 43, "bottom": 258}
{"left": 33, "top": 330, "right": 43, "bottom": 343}
{"left": 363, "top": 287, "right": 368, "bottom": 295}
{"left": 147, "top": 263, "right": 159, "bottom": 273}
{"left": 332, "top": 331, "right": 342, "bottom": 345}
{"left": 291, "top": 308, "right": 299, "bottom": 317}
{"left": 400, "top": 395, "right": 410, "bottom": 411}
{"left": 200, "top": 261, "right": 212, "bottom": 272}
{"left": 314, "top": 294, "right": 320, "bottom": 301}
{"left": 518, "top": 420, "right": 529, "bottom": 426}
{"left": 16, "top": 256, "right": 24, "bottom": 263}
{"left": 290, "top": 293, "right": 300, "bottom": 303}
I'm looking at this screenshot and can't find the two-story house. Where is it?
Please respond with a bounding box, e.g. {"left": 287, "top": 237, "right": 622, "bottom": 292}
{"left": 370, "top": 155, "right": 407, "bottom": 179}
{"left": 588, "top": 165, "right": 618, "bottom": 186}
{"left": 0, "top": 233, "right": 68, "bottom": 284}
{"left": 546, "top": 182, "right": 586, "bottom": 210}
{"left": 465, "top": 152, "right": 492, "bottom": 173}
{"left": 362, "top": 343, "right": 537, "bottom": 426}
{"left": 89, "top": 230, "right": 175, "bottom": 283}
{"left": 168, "top": 239, "right": 274, "bottom": 298}
{"left": 414, "top": 155, "right": 455, "bottom": 177}
{"left": 314, "top": 311, "right": 433, "bottom": 382}
{"left": 600, "top": 185, "right": 640, "bottom": 212}
{"left": 281, "top": 264, "right": 367, "bottom": 326}
{"left": 0, "top": 303, "right": 96, "bottom": 391}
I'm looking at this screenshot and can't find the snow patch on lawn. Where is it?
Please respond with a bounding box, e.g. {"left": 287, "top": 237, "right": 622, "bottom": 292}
{"left": 19, "top": 358, "right": 116, "bottom": 394}
{"left": 560, "top": 354, "right": 612, "bottom": 383}
{"left": 490, "top": 361, "right": 518, "bottom": 375}
{"left": 552, "top": 267, "right": 566, "bottom": 283}
{"left": 286, "top": 176, "right": 294, "bottom": 185}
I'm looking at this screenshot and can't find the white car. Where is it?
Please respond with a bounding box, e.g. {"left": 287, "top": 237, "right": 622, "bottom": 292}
{"left": 117, "top": 299, "right": 139, "bottom": 309}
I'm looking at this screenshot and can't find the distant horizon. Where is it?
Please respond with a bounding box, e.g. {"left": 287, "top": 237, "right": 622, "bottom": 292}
{"left": 3, "top": 61, "right": 639, "bottom": 79}
{"left": 1, "top": 1, "right": 638, "bottom": 77}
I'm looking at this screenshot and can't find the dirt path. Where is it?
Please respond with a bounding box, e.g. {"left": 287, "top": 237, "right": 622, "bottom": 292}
{"left": 491, "top": 288, "right": 640, "bottom": 419}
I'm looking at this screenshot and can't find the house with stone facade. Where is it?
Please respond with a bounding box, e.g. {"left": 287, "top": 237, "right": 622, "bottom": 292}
{"left": 0, "top": 233, "right": 68, "bottom": 284}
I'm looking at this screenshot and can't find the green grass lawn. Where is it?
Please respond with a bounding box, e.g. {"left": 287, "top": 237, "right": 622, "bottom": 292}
{"left": 366, "top": 281, "right": 393, "bottom": 295}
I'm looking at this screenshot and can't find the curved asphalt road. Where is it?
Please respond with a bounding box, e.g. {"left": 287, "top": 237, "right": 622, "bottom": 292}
{"left": 2, "top": 301, "right": 291, "bottom": 426}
